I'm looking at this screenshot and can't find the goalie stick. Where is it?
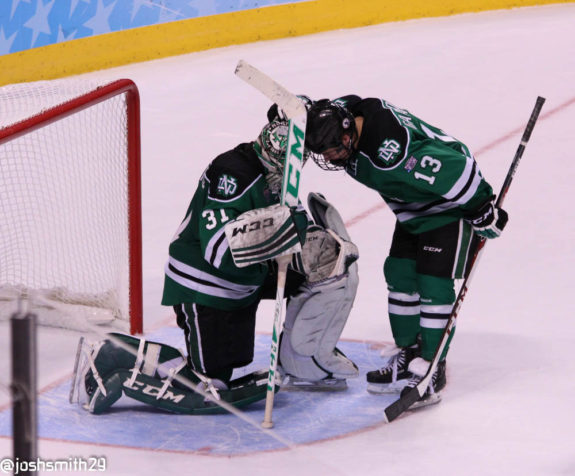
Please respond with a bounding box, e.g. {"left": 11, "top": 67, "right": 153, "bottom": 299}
{"left": 383, "top": 96, "right": 546, "bottom": 423}
{"left": 235, "top": 60, "right": 307, "bottom": 428}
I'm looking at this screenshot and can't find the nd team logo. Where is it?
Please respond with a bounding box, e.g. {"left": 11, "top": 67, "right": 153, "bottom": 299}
{"left": 217, "top": 174, "right": 237, "bottom": 196}
{"left": 378, "top": 139, "right": 402, "bottom": 163}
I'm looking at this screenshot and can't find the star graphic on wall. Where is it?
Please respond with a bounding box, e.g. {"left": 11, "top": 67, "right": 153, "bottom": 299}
{"left": 84, "top": 0, "right": 116, "bottom": 35}
{"left": 185, "top": 0, "right": 217, "bottom": 16}
{"left": 56, "top": 25, "right": 72, "bottom": 42}
{"left": 69, "top": 0, "right": 86, "bottom": 15}
{"left": 0, "top": 24, "right": 18, "bottom": 55}
{"left": 158, "top": 1, "right": 183, "bottom": 23}
{"left": 23, "top": 0, "right": 55, "bottom": 47}
{"left": 130, "top": 0, "right": 152, "bottom": 22}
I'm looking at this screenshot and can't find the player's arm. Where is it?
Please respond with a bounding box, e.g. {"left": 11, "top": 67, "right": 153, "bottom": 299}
{"left": 199, "top": 152, "right": 271, "bottom": 270}
{"left": 405, "top": 149, "right": 508, "bottom": 239}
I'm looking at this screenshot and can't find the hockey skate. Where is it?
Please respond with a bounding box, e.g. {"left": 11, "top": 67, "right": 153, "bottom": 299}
{"left": 400, "top": 358, "right": 446, "bottom": 410}
{"left": 280, "top": 372, "right": 348, "bottom": 391}
{"left": 366, "top": 343, "right": 420, "bottom": 394}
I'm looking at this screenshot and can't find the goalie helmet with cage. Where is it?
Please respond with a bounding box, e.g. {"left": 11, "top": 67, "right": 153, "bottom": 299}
{"left": 306, "top": 99, "right": 357, "bottom": 171}
{"left": 255, "top": 95, "right": 314, "bottom": 177}
{"left": 254, "top": 118, "right": 289, "bottom": 176}
{"left": 253, "top": 117, "right": 311, "bottom": 191}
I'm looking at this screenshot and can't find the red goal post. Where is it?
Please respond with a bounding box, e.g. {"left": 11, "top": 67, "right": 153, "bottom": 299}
{"left": 0, "top": 79, "right": 143, "bottom": 334}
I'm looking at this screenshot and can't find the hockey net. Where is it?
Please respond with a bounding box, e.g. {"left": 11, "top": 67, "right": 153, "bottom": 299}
{"left": 0, "top": 78, "right": 142, "bottom": 334}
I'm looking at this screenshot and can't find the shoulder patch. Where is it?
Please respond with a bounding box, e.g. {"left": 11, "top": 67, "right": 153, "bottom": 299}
{"left": 377, "top": 139, "right": 402, "bottom": 164}
{"left": 354, "top": 100, "right": 408, "bottom": 170}
{"left": 206, "top": 145, "right": 264, "bottom": 201}
{"left": 215, "top": 174, "right": 239, "bottom": 197}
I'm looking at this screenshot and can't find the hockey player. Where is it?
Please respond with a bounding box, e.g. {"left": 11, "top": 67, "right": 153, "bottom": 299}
{"left": 305, "top": 96, "right": 508, "bottom": 405}
{"left": 70, "top": 116, "right": 359, "bottom": 415}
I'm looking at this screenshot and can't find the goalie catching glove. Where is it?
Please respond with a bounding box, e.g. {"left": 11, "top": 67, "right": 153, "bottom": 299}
{"left": 466, "top": 197, "right": 509, "bottom": 239}
{"left": 225, "top": 203, "right": 308, "bottom": 267}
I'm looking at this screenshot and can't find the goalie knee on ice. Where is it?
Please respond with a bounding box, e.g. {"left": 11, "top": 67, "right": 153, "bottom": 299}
{"left": 70, "top": 333, "right": 273, "bottom": 415}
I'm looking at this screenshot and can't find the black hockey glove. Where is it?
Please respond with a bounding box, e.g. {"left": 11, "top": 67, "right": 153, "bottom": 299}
{"left": 267, "top": 95, "right": 314, "bottom": 122}
{"left": 466, "top": 199, "right": 508, "bottom": 239}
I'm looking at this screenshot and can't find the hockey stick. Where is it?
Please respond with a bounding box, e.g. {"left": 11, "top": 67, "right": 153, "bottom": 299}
{"left": 235, "top": 60, "right": 307, "bottom": 428}
{"left": 383, "top": 96, "right": 546, "bottom": 423}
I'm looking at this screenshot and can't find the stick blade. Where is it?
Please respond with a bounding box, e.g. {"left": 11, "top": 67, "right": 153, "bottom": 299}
{"left": 383, "top": 386, "right": 422, "bottom": 423}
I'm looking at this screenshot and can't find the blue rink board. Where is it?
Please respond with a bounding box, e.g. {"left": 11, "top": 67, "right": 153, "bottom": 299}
{"left": 0, "top": 327, "right": 397, "bottom": 455}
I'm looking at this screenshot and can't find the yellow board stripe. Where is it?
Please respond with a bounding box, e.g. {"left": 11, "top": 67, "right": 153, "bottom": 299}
{"left": 0, "top": 0, "right": 570, "bottom": 85}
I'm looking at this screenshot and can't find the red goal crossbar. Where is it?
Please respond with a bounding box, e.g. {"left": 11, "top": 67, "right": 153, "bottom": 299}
{"left": 0, "top": 79, "right": 143, "bottom": 334}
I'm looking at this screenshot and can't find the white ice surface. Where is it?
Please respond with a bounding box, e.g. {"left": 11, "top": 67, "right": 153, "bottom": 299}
{"left": 1, "top": 4, "right": 575, "bottom": 475}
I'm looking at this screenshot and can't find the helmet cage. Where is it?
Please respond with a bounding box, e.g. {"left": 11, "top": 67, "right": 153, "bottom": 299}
{"left": 308, "top": 151, "right": 348, "bottom": 171}
{"left": 306, "top": 100, "right": 355, "bottom": 171}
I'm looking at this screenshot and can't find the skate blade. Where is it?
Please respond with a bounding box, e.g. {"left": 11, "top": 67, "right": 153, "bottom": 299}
{"left": 366, "top": 380, "right": 408, "bottom": 395}
{"left": 281, "top": 376, "right": 347, "bottom": 392}
{"left": 409, "top": 392, "right": 442, "bottom": 410}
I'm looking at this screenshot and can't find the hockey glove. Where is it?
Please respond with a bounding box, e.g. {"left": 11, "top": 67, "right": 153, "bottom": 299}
{"left": 225, "top": 204, "right": 307, "bottom": 267}
{"left": 467, "top": 199, "right": 509, "bottom": 239}
{"left": 267, "top": 95, "right": 314, "bottom": 122}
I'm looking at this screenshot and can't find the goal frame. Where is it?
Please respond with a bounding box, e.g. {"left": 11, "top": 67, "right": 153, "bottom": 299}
{"left": 0, "top": 79, "right": 143, "bottom": 334}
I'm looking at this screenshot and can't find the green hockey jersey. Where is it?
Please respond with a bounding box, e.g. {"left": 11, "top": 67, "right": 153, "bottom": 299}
{"left": 336, "top": 96, "right": 494, "bottom": 234}
{"left": 161, "top": 143, "right": 280, "bottom": 310}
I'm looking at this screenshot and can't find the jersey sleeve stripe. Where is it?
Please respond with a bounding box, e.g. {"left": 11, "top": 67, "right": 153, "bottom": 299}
{"left": 165, "top": 257, "right": 259, "bottom": 299}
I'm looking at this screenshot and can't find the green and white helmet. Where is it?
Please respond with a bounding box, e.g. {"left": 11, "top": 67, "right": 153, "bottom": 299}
{"left": 254, "top": 96, "right": 314, "bottom": 181}
{"left": 253, "top": 118, "right": 289, "bottom": 177}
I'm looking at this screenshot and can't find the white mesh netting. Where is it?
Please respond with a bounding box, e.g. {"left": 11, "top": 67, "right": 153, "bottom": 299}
{"left": 0, "top": 78, "right": 138, "bottom": 331}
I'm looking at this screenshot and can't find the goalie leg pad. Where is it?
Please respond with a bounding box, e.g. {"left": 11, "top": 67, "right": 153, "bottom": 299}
{"left": 278, "top": 193, "right": 360, "bottom": 382}
{"left": 122, "top": 368, "right": 275, "bottom": 415}
{"left": 71, "top": 333, "right": 190, "bottom": 414}
{"left": 279, "top": 270, "right": 359, "bottom": 381}
{"left": 70, "top": 334, "right": 276, "bottom": 414}
{"left": 70, "top": 337, "right": 126, "bottom": 414}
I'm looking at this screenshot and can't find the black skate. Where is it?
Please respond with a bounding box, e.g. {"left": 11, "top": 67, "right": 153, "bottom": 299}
{"left": 400, "top": 357, "right": 447, "bottom": 410}
{"left": 366, "top": 343, "right": 420, "bottom": 394}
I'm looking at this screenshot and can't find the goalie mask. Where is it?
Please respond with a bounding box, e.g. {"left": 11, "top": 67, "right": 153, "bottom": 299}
{"left": 306, "top": 100, "right": 357, "bottom": 171}
{"left": 254, "top": 117, "right": 312, "bottom": 191}
{"left": 254, "top": 118, "right": 289, "bottom": 177}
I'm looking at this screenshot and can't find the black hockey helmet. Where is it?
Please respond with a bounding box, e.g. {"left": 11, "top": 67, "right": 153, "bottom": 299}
{"left": 305, "top": 99, "right": 356, "bottom": 170}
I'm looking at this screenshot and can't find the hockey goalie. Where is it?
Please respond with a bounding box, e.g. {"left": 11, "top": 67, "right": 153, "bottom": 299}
{"left": 70, "top": 116, "right": 359, "bottom": 415}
